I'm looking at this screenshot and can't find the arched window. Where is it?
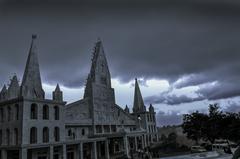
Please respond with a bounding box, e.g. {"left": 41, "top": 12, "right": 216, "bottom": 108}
{"left": 30, "top": 127, "right": 37, "bottom": 144}
{"left": 30, "top": 104, "right": 38, "bottom": 119}
{"left": 81, "top": 129, "right": 85, "bottom": 136}
{"left": 15, "top": 104, "right": 19, "bottom": 120}
{"left": 54, "top": 127, "right": 60, "bottom": 142}
{"left": 54, "top": 106, "right": 59, "bottom": 120}
{"left": 68, "top": 129, "right": 72, "bottom": 136}
{"left": 0, "top": 129, "right": 2, "bottom": 145}
{"left": 43, "top": 127, "right": 49, "bottom": 143}
{"left": 43, "top": 105, "right": 49, "bottom": 120}
{"left": 14, "top": 128, "right": 18, "bottom": 145}
{"left": 0, "top": 108, "right": 3, "bottom": 122}
{"left": 6, "top": 129, "right": 10, "bottom": 145}
{"left": 7, "top": 106, "right": 11, "bottom": 121}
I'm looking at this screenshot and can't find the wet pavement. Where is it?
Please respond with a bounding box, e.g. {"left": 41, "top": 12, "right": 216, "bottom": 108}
{"left": 159, "top": 151, "right": 232, "bottom": 159}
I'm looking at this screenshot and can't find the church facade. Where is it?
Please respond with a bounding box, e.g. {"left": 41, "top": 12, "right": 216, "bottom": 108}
{"left": 0, "top": 35, "right": 158, "bottom": 159}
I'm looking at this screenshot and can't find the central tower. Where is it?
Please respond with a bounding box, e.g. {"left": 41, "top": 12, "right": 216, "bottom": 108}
{"left": 84, "top": 40, "right": 116, "bottom": 133}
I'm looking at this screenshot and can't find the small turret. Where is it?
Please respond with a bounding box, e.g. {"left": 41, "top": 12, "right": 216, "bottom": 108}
{"left": 53, "top": 84, "right": 63, "bottom": 102}
{"left": 0, "top": 85, "right": 8, "bottom": 101}
{"left": 124, "top": 105, "right": 130, "bottom": 113}
{"left": 8, "top": 75, "right": 20, "bottom": 99}
{"left": 149, "top": 104, "right": 154, "bottom": 113}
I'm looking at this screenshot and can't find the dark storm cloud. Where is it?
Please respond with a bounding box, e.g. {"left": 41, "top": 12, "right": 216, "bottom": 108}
{"left": 145, "top": 93, "right": 204, "bottom": 105}
{"left": 0, "top": 0, "right": 240, "bottom": 106}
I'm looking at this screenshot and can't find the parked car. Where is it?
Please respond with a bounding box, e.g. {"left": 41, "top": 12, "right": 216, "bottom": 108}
{"left": 191, "top": 146, "right": 207, "bottom": 153}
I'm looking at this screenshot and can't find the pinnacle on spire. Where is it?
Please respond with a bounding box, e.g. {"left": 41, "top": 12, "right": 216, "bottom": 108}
{"left": 124, "top": 105, "right": 130, "bottom": 113}
{"left": 8, "top": 75, "right": 20, "bottom": 99}
{"left": 149, "top": 103, "right": 154, "bottom": 112}
{"left": 133, "top": 78, "right": 146, "bottom": 113}
{"left": 0, "top": 85, "right": 8, "bottom": 101}
{"left": 53, "top": 84, "right": 63, "bottom": 101}
{"left": 55, "top": 83, "right": 61, "bottom": 92}
{"left": 20, "top": 35, "right": 45, "bottom": 99}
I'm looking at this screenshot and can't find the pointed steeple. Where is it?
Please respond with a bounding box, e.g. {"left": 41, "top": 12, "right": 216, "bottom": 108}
{"left": 55, "top": 84, "right": 60, "bottom": 92}
{"left": 0, "top": 85, "right": 8, "bottom": 101}
{"left": 124, "top": 105, "right": 130, "bottom": 113}
{"left": 84, "top": 39, "right": 112, "bottom": 98}
{"left": 89, "top": 39, "right": 111, "bottom": 87}
{"left": 133, "top": 78, "right": 146, "bottom": 113}
{"left": 7, "top": 75, "right": 20, "bottom": 99}
{"left": 53, "top": 84, "right": 63, "bottom": 102}
{"left": 20, "top": 35, "right": 45, "bottom": 99}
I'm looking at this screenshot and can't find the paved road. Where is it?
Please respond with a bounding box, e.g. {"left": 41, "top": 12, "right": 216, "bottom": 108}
{"left": 160, "top": 151, "right": 232, "bottom": 159}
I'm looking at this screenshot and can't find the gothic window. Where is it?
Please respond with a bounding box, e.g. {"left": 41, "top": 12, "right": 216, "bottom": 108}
{"left": 68, "top": 129, "right": 72, "bottom": 136}
{"left": 0, "top": 129, "right": 2, "bottom": 145}
{"left": 81, "top": 129, "right": 85, "bottom": 136}
{"left": 30, "top": 127, "right": 37, "bottom": 144}
{"left": 14, "top": 128, "right": 18, "bottom": 145}
{"left": 30, "top": 103, "right": 38, "bottom": 119}
{"left": 7, "top": 106, "right": 11, "bottom": 121}
{"left": 96, "top": 125, "right": 102, "bottom": 133}
{"left": 101, "top": 62, "right": 104, "bottom": 72}
{"left": 54, "top": 106, "right": 59, "bottom": 120}
{"left": 43, "top": 127, "right": 49, "bottom": 143}
{"left": 43, "top": 105, "right": 49, "bottom": 120}
{"left": 54, "top": 127, "right": 60, "bottom": 142}
{"left": 103, "top": 125, "right": 110, "bottom": 133}
{"left": 101, "top": 76, "right": 107, "bottom": 85}
{"left": 111, "top": 125, "right": 117, "bottom": 132}
{"left": 15, "top": 104, "right": 19, "bottom": 120}
{"left": 6, "top": 129, "right": 10, "bottom": 145}
{"left": 0, "top": 108, "right": 3, "bottom": 122}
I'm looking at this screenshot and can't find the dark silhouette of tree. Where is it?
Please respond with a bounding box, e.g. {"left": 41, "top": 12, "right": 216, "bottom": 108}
{"left": 203, "top": 104, "right": 223, "bottom": 143}
{"left": 182, "top": 111, "right": 208, "bottom": 144}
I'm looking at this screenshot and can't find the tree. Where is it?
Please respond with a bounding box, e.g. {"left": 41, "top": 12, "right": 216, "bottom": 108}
{"left": 202, "top": 104, "right": 223, "bottom": 143}
{"left": 182, "top": 111, "right": 208, "bottom": 144}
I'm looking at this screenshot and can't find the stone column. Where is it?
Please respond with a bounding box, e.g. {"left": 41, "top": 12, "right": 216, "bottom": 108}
{"left": 50, "top": 146, "right": 54, "bottom": 159}
{"left": 105, "top": 140, "right": 110, "bottom": 159}
{"left": 123, "top": 136, "right": 129, "bottom": 158}
{"left": 63, "top": 144, "right": 67, "bottom": 159}
{"left": 78, "top": 142, "right": 83, "bottom": 159}
{"left": 1, "top": 149, "right": 7, "bottom": 159}
{"left": 92, "top": 142, "right": 97, "bottom": 159}
{"left": 134, "top": 137, "right": 138, "bottom": 151}
{"left": 20, "top": 148, "right": 27, "bottom": 159}
{"left": 141, "top": 135, "right": 144, "bottom": 149}
{"left": 144, "top": 135, "right": 147, "bottom": 147}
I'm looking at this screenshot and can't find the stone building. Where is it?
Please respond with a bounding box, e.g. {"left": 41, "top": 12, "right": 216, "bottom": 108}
{"left": 0, "top": 35, "right": 158, "bottom": 159}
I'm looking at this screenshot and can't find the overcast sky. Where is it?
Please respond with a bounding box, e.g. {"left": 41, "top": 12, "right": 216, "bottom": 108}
{"left": 1, "top": 0, "right": 240, "bottom": 126}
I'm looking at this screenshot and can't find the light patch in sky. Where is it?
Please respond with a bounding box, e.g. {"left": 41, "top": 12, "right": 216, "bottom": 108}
{"left": 43, "top": 78, "right": 170, "bottom": 109}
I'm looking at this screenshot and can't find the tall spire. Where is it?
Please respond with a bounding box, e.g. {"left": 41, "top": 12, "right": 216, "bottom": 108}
{"left": 133, "top": 78, "right": 146, "bottom": 113}
{"left": 7, "top": 75, "right": 20, "bottom": 99}
{"left": 84, "top": 39, "right": 112, "bottom": 98}
{"left": 20, "top": 35, "right": 45, "bottom": 99}
{"left": 89, "top": 39, "right": 111, "bottom": 87}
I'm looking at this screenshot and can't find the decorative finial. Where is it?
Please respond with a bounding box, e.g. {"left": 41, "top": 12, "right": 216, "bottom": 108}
{"left": 32, "top": 34, "right": 37, "bottom": 39}
{"left": 97, "top": 37, "right": 101, "bottom": 42}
